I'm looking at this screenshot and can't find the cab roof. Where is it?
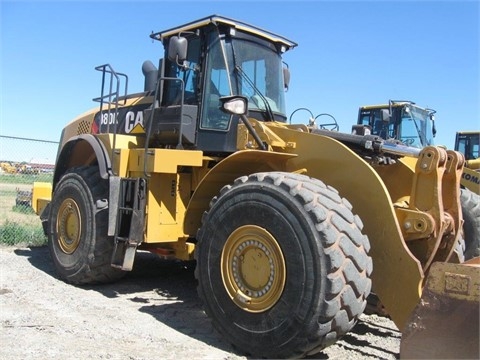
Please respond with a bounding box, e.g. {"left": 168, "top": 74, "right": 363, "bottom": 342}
{"left": 360, "top": 101, "right": 416, "bottom": 110}
{"left": 150, "top": 14, "right": 297, "bottom": 51}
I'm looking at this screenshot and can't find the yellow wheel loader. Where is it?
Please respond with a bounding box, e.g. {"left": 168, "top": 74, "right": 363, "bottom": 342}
{"left": 355, "top": 101, "right": 480, "bottom": 259}
{"left": 32, "top": 15, "right": 478, "bottom": 359}
{"left": 356, "top": 102, "right": 479, "bottom": 195}
{"left": 354, "top": 102, "right": 480, "bottom": 358}
{"left": 455, "top": 130, "right": 479, "bottom": 192}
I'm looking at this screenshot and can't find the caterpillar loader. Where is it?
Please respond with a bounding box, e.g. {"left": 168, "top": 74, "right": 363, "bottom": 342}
{"left": 32, "top": 15, "right": 479, "bottom": 359}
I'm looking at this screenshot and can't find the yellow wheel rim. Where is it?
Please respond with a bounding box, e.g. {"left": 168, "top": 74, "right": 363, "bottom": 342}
{"left": 221, "top": 225, "right": 286, "bottom": 313}
{"left": 57, "top": 198, "right": 82, "bottom": 254}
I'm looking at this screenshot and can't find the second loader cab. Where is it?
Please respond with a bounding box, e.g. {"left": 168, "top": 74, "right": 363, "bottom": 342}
{"left": 356, "top": 100, "right": 436, "bottom": 148}
{"left": 146, "top": 15, "right": 297, "bottom": 155}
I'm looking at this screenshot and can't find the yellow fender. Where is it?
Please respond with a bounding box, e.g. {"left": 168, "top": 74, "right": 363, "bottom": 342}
{"left": 269, "top": 126, "right": 424, "bottom": 330}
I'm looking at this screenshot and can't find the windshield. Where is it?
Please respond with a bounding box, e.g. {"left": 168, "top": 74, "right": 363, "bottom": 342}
{"left": 359, "top": 105, "right": 435, "bottom": 148}
{"left": 457, "top": 133, "right": 480, "bottom": 160}
{"left": 201, "top": 30, "right": 287, "bottom": 130}
{"left": 231, "top": 38, "right": 286, "bottom": 115}
{"left": 399, "top": 105, "right": 435, "bottom": 148}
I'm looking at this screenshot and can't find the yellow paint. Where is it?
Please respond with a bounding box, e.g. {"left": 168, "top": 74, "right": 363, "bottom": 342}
{"left": 32, "top": 182, "right": 52, "bottom": 215}
{"left": 461, "top": 167, "right": 480, "bottom": 194}
{"left": 111, "top": 148, "right": 131, "bottom": 177}
{"left": 144, "top": 172, "right": 192, "bottom": 243}
{"left": 263, "top": 123, "right": 424, "bottom": 330}
{"left": 129, "top": 148, "right": 203, "bottom": 174}
{"left": 426, "top": 261, "right": 480, "bottom": 301}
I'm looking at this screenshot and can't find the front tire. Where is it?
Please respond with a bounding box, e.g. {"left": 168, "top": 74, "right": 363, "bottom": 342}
{"left": 195, "top": 172, "right": 372, "bottom": 358}
{"left": 48, "top": 166, "right": 125, "bottom": 284}
{"left": 461, "top": 188, "right": 480, "bottom": 260}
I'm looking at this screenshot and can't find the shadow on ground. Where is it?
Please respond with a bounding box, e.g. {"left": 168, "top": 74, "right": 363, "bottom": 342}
{"left": 14, "top": 246, "right": 400, "bottom": 359}
{"left": 14, "top": 246, "right": 245, "bottom": 357}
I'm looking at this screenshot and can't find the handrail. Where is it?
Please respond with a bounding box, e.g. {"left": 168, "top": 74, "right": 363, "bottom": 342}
{"left": 93, "top": 64, "right": 129, "bottom": 173}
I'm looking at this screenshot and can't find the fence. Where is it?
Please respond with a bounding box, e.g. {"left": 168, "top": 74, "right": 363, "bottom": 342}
{"left": 0, "top": 135, "right": 58, "bottom": 246}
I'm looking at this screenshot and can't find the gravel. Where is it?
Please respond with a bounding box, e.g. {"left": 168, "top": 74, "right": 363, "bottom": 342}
{"left": 0, "top": 246, "right": 401, "bottom": 359}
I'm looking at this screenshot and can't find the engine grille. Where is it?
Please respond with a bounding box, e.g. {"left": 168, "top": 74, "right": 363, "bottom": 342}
{"left": 77, "top": 120, "right": 91, "bottom": 135}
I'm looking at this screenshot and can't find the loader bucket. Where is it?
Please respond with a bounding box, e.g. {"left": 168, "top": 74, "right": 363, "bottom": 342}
{"left": 400, "top": 258, "right": 480, "bottom": 359}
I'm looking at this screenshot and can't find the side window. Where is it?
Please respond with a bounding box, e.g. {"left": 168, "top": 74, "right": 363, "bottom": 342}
{"left": 399, "top": 114, "right": 422, "bottom": 148}
{"left": 460, "top": 135, "right": 480, "bottom": 160}
{"left": 183, "top": 37, "right": 200, "bottom": 104}
{"left": 201, "top": 36, "right": 231, "bottom": 130}
{"left": 163, "top": 37, "right": 201, "bottom": 106}
{"left": 359, "top": 111, "right": 371, "bottom": 127}
{"left": 472, "top": 139, "right": 479, "bottom": 159}
{"left": 457, "top": 139, "right": 467, "bottom": 156}
{"left": 372, "top": 110, "right": 388, "bottom": 138}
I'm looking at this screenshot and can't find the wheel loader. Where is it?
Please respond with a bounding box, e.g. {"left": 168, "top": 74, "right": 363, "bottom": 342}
{"left": 32, "top": 15, "right": 479, "bottom": 359}
{"left": 355, "top": 101, "right": 479, "bottom": 258}
{"left": 356, "top": 101, "right": 480, "bottom": 195}
{"left": 455, "top": 130, "right": 480, "bottom": 172}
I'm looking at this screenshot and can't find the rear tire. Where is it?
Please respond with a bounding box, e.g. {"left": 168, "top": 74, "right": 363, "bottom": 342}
{"left": 461, "top": 188, "right": 480, "bottom": 260}
{"left": 195, "top": 172, "right": 372, "bottom": 358}
{"left": 47, "top": 166, "right": 125, "bottom": 284}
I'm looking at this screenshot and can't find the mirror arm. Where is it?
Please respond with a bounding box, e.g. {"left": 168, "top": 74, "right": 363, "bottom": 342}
{"left": 239, "top": 114, "right": 267, "bottom": 150}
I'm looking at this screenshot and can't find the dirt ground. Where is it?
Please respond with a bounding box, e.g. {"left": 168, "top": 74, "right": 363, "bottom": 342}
{"left": 0, "top": 246, "right": 401, "bottom": 359}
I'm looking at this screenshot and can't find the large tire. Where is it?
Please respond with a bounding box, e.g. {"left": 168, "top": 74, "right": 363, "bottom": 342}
{"left": 461, "top": 188, "right": 480, "bottom": 260}
{"left": 195, "top": 172, "right": 372, "bottom": 358}
{"left": 47, "top": 166, "right": 125, "bottom": 284}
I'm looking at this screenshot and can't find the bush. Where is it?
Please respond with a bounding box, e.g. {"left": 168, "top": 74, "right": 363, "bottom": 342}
{"left": 0, "top": 220, "right": 47, "bottom": 247}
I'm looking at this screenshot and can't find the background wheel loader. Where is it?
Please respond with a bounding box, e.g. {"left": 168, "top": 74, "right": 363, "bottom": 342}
{"left": 354, "top": 101, "right": 480, "bottom": 358}
{"left": 455, "top": 130, "right": 480, "bottom": 173}
{"left": 355, "top": 101, "right": 479, "bottom": 257}
{"left": 356, "top": 101, "right": 479, "bottom": 195}
{"left": 32, "top": 15, "right": 479, "bottom": 359}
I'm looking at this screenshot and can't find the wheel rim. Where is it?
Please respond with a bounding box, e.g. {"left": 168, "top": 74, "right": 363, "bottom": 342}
{"left": 221, "top": 225, "right": 286, "bottom": 313}
{"left": 56, "top": 198, "right": 82, "bottom": 254}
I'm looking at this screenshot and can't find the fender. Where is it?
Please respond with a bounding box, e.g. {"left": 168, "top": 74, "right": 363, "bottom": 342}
{"left": 53, "top": 134, "right": 112, "bottom": 189}
{"left": 262, "top": 125, "right": 424, "bottom": 330}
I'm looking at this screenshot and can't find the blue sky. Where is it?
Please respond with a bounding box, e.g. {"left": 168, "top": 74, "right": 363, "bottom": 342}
{"left": 1, "top": 0, "right": 479, "bottom": 162}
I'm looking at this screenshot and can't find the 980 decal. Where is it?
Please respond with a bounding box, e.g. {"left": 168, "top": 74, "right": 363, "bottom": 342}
{"left": 94, "top": 103, "right": 151, "bottom": 134}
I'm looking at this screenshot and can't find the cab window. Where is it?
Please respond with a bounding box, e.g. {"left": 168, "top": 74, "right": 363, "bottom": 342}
{"left": 201, "top": 33, "right": 231, "bottom": 130}
{"left": 163, "top": 36, "right": 201, "bottom": 105}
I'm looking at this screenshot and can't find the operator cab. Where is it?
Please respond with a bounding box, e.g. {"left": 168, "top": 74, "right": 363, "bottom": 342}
{"left": 455, "top": 131, "right": 480, "bottom": 160}
{"left": 145, "top": 15, "right": 297, "bottom": 155}
{"left": 356, "top": 100, "right": 436, "bottom": 148}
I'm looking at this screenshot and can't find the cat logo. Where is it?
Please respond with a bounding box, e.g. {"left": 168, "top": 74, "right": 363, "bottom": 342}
{"left": 125, "top": 111, "right": 145, "bottom": 134}
{"left": 95, "top": 103, "right": 150, "bottom": 135}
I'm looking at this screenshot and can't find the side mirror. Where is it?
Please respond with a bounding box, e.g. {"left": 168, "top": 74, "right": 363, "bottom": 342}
{"left": 168, "top": 36, "right": 188, "bottom": 66}
{"left": 283, "top": 66, "right": 291, "bottom": 90}
{"left": 219, "top": 95, "right": 248, "bottom": 115}
{"left": 381, "top": 108, "right": 390, "bottom": 122}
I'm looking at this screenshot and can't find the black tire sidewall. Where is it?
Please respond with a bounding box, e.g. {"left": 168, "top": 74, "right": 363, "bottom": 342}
{"left": 461, "top": 188, "right": 480, "bottom": 259}
{"left": 197, "top": 180, "right": 327, "bottom": 352}
{"left": 48, "top": 172, "right": 99, "bottom": 282}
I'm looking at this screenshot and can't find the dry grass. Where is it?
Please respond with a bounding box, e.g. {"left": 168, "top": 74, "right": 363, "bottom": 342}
{"left": 0, "top": 183, "right": 39, "bottom": 226}
{"left": 0, "top": 179, "right": 48, "bottom": 246}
